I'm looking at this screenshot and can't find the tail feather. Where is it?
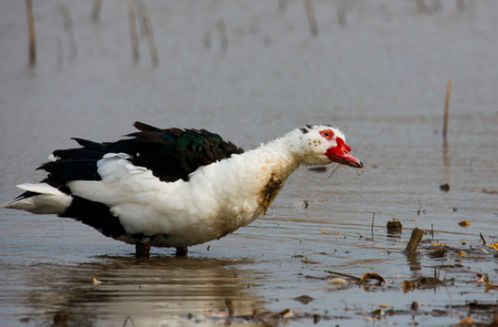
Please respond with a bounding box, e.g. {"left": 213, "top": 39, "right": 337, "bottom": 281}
{"left": 0, "top": 198, "right": 21, "bottom": 209}
{"left": 2, "top": 183, "right": 72, "bottom": 214}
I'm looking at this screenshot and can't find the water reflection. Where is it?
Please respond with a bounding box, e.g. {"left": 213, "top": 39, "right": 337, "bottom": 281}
{"left": 442, "top": 142, "right": 451, "bottom": 183}
{"left": 404, "top": 252, "right": 422, "bottom": 273}
{"left": 21, "top": 256, "right": 266, "bottom": 326}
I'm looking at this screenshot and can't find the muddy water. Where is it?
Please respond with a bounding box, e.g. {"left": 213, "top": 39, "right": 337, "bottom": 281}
{"left": 1, "top": 1, "right": 497, "bottom": 326}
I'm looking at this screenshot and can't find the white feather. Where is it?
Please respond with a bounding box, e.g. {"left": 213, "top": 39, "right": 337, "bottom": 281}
{"left": 4, "top": 183, "right": 72, "bottom": 214}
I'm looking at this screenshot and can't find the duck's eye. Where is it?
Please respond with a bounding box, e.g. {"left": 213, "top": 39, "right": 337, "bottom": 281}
{"left": 320, "top": 129, "right": 334, "bottom": 140}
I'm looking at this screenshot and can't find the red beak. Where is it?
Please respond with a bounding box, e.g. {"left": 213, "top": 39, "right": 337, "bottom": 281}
{"left": 325, "top": 138, "right": 363, "bottom": 169}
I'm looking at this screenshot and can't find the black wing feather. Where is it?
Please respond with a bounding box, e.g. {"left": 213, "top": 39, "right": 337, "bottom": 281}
{"left": 38, "top": 121, "right": 244, "bottom": 186}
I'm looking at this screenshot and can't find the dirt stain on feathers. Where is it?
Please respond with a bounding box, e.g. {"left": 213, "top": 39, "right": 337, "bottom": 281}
{"left": 259, "top": 174, "right": 283, "bottom": 214}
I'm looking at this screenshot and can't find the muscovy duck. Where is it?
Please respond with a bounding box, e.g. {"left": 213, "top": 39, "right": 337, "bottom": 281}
{"left": 1, "top": 122, "right": 363, "bottom": 257}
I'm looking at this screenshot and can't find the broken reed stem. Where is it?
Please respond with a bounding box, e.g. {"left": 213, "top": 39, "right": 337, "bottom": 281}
{"left": 416, "top": 0, "right": 428, "bottom": 13}
{"left": 92, "top": 0, "right": 102, "bottom": 23}
{"left": 404, "top": 228, "right": 424, "bottom": 254}
{"left": 136, "top": 0, "right": 159, "bottom": 67}
{"left": 443, "top": 80, "right": 452, "bottom": 145}
{"left": 325, "top": 270, "right": 360, "bottom": 281}
{"left": 304, "top": 0, "right": 319, "bottom": 37}
{"left": 327, "top": 165, "right": 341, "bottom": 179}
{"left": 26, "top": 0, "right": 36, "bottom": 66}
{"left": 337, "top": 0, "right": 348, "bottom": 27}
{"left": 217, "top": 19, "right": 228, "bottom": 51}
{"left": 371, "top": 212, "right": 375, "bottom": 236}
{"left": 60, "top": 4, "right": 78, "bottom": 59}
{"left": 128, "top": 0, "right": 140, "bottom": 62}
{"left": 480, "top": 233, "right": 486, "bottom": 246}
{"left": 278, "top": 0, "right": 288, "bottom": 11}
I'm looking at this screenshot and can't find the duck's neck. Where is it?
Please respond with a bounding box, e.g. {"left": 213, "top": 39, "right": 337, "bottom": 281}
{"left": 190, "top": 131, "right": 301, "bottom": 217}
{"left": 248, "top": 135, "right": 301, "bottom": 213}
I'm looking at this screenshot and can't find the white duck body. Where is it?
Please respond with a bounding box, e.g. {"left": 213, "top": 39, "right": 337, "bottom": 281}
{"left": 69, "top": 132, "right": 300, "bottom": 248}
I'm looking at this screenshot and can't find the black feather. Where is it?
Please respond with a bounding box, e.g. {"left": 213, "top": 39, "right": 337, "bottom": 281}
{"left": 61, "top": 196, "right": 126, "bottom": 238}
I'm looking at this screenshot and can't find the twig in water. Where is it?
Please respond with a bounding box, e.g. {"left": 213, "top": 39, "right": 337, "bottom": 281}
{"left": 304, "top": 0, "right": 319, "bottom": 37}
{"left": 327, "top": 165, "right": 341, "bottom": 179}
{"left": 443, "top": 80, "right": 452, "bottom": 146}
{"left": 122, "top": 315, "right": 137, "bottom": 327}
{"left": 128, "top": 0, "right": 140, "bottom": 62}
{"left": 432, "top": 0, "right": 443, "bottom": 12}
{"left": 416, "top": 0, "right": 429, "bottom": 13}
{"left": 455, "top": 0, "right": 466, "bottom": 13}
{"left": 136, "top": 0, "right": 159, "bottom": 67}
{"left": 404, "top": 228, "right": 424, "bottom": 254}
{"left": 337, "top": 0, "right": 349, "bottom": 27}
{"left": 480, "top": 233, "right": 487, "bottom": 246}
{"left": 92, "top": 0, "right": 102, "bottom": 23}
{"left": 59, "top": 4, "right": 78, "bottom": 59}
{"left": 25, "top": 0, "right": 36, "bottom": 66}
{"left": 56, "top": 38, "right": 63, "bottom": 68}
{"left": 278, "top": 0, "right": 288, "bottom": 11}
{"left": 325, "top": 270, "right": 360, "bottom": 281}
{"left": 203, "top": 28, "right": 211, "bottom": 49}
{"left": 371, "top": 212, "right": 375, "bottom": 236}
{"left": 216, "top": 19, "right": 228, "bottom": 52}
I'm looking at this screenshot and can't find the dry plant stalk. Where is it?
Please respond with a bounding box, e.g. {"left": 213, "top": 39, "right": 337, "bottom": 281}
{"left": 26, "top": 0, "right": 36, "bottom": 66}
{"left": 92, "top": 0, "right": 102, "bottom": 23}
{"left": 443, "top": 80, "right": 452, "bottom": 144}
{"left": 128, "top": 0, "right": 140, "bottom": 62}
{"left": 217, "top": 19, "right": 228, "bottom": 51}
{"left": 404, "top": 228, "right": 424, "bottom": 253}
{"left": 60, "top": 4, "right": 78, "bottom": 59}
{"left": 136, "top": 0, "right": 159, "bottom": 67}
{"left": 304, "top": 0, "right": 319, "bottom": 37}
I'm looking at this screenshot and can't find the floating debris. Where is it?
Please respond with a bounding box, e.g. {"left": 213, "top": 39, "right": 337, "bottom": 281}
{"left": 428, "top": 247, "right": 447, "bottom": 258}
{"left": 387, "top": 219, "right": 403, "bottom": 234}
{"left": 458, "top": 220, "right": 472, "bottom": 227}
{"left": 327, "top": 277, "right": 349, "bottom": 286}
{"left": 301, "top": 257, "right": 321, "bottom": 265}
{"left": 359, "top": 272, "right": 386, "bottom": 286}
{"left": 91, "top": 276, "right": 102, "bottom": 285}
{"left": 476, "top": 274, "right": 498, "bottom": 292}
{"left": 439, "top": 183, "right": 450, "bottom": 192}
{"left": 457, "top": 316, "right": 475, "bottom": 326}
{"left": 275, "top": 308, "right": 294, "bottom": 319}
{"left": 294, "top": 295, "right": 314, "bottom": 305}
{"left": 402, "top": 276, "right": 444, "bottom": 293}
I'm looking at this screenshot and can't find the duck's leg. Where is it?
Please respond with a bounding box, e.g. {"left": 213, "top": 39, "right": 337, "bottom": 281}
{"left": 175, "top": 247, "right": 188, "bottom": 257}
{"left": 135, "top": 241, "right": 151, "bottom": 258}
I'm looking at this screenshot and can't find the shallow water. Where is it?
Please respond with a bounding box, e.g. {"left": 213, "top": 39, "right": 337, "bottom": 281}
{"left": 1, "top": 1, "right": 497, "bottom": 326}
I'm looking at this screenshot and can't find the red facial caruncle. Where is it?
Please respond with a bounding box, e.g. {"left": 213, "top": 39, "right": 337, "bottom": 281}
{"left": 320, "top": 129, "right": 363, "bottom": 168}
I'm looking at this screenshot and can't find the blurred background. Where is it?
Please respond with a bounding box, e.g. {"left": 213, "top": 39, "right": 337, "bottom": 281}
{"left": 0, "top": 1, "right": 497, "bottom": 326}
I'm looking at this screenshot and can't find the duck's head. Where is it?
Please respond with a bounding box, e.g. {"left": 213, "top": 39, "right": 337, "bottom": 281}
{"left": 288, "top": 124, "right": 363, "bottom": 168}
